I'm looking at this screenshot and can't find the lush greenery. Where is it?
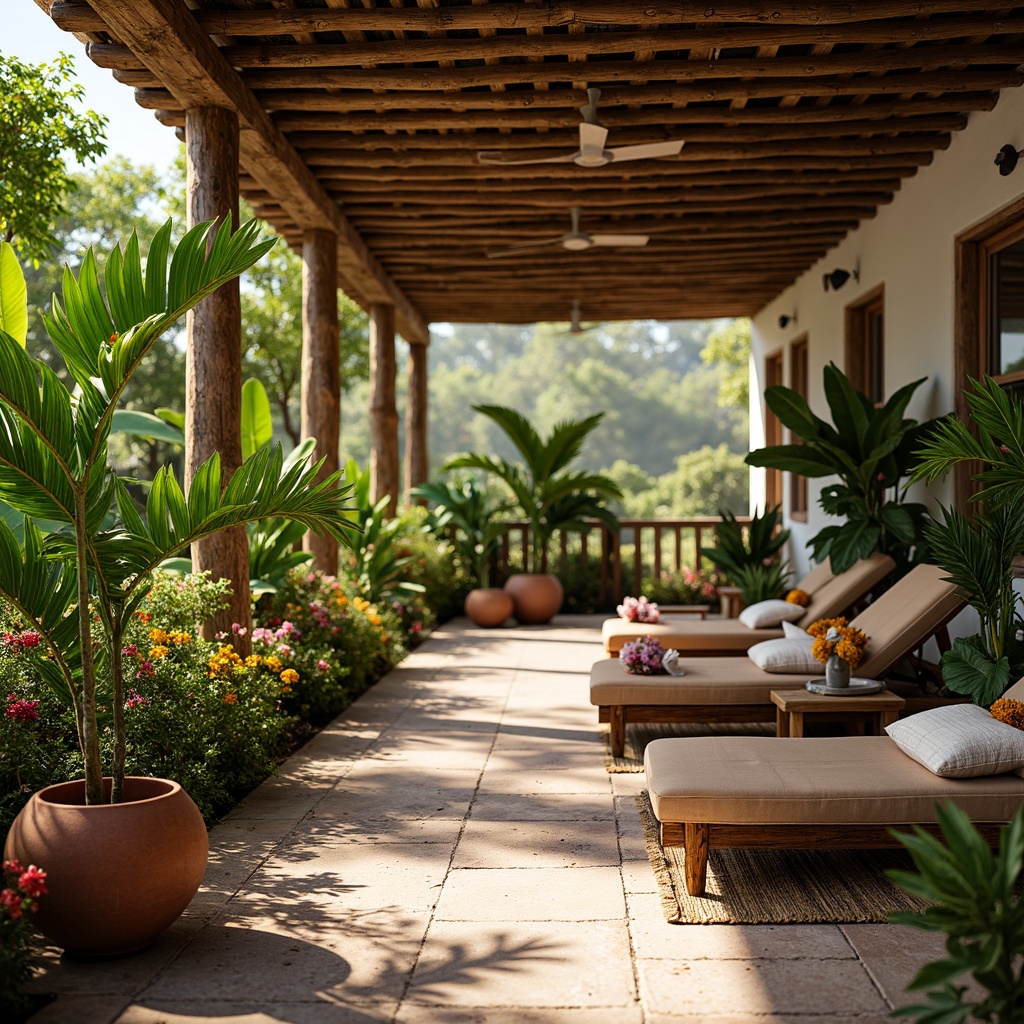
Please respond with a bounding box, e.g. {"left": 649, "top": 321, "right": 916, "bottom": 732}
{"left": 0, "top": 53, "right": 107, "bottom": 263}
{"left": 701, "top": 506, "right": 791, "bottom": 605}
{"left": 913, "top": 377, "right": 1024, "bottom": 705}
{"left": 889, "top": 802, "right": 1024, "bottom": 1024}
{"left": 641, "top": 566, "right": 723, "bottom": 608}
{"left": 0, "top": 218, "right": 359, "bottom": 806}
{"left": 445, "top": 405, "right": 623, "bottom": 573}
{"left": 746, "top": 363, "right": 934, "bottom": 574}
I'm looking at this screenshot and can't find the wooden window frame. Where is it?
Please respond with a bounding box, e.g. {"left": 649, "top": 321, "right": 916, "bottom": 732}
{"left": 845, "top": 284, "right": 885, "bottom": 406}
{"left": 764, "top": 349, "right": 784, "bottom": 512}
{"left": 789, "top": 335, "right": 809, "bottom": 522}
{"left": 954, "top": 194, "right": 1024, "bottom": 509}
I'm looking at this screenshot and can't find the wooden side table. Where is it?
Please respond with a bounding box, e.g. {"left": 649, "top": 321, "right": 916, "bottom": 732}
{"left": 717, "top": 586, "right": 746, "bottom": 619}
{"left": 770, "top": 688, "right": 906, "bottom": 738}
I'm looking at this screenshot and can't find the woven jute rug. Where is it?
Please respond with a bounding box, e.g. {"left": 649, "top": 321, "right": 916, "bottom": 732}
{"left": 603, "top": 721, "right": 774, "bottom": 773}
{"left": 636, "top": 791, "right": 932, "bottom": 924}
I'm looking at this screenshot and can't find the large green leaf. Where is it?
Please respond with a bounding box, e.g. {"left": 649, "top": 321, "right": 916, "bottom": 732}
{"left": 822, "top": 519, "right": 881, "bottom": 574}
{"left": 823, "top": 362, "right": 871, "bottom": 454}
{"left": 745, "top": 444, "right": 839, "bottom": 477}
{"left": 241, "top": 378, "right": 273, "bottom": 459}
{"left": 0, "top": 242, "right": 28, "bottom": 347}
{"left": 940, "top": 637, "right": 1011, "bottom": 706}
{"left": 763, "top": 385, "right": 823, "bottom": 440}
{"left": 111, "top": 409, "right": 185, "bottom": 445}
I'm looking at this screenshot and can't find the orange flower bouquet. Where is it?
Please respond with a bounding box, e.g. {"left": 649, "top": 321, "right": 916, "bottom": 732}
{"left": 785, "top": 589, "right": 810, "bottom": 607}
{"left": 807, "top": 617, "right": 868, "bottom": 687}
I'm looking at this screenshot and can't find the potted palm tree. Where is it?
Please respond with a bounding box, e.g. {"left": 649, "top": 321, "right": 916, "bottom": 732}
{"left": 445, "top": 405, "right": 621, "bottom": 624}
{"left": 0, "top": 219, "right": 357, "bottom": 956}
{"left": 413, "top": 477, "right": 513, "bottom": 627}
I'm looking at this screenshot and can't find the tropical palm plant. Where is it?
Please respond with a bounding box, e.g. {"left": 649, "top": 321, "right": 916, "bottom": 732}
{"left": 0, "top": 218, "right": 358, "bottom": 806}
{"left": 444, "top": 405, "right": 622, "bottom": 574}
{"left": 700, "top": 505, "right": 791, "bottom": 604}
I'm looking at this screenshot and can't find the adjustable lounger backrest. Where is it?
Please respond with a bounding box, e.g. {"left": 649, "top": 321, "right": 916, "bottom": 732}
{"left": 794, "top": 559, "right": 834, "bottom": 596}
{"left": 853, "top": 564, "right": 965, "bottom": 679}
{"left": 797, "top": 551, "right": 896, "bottom": 625}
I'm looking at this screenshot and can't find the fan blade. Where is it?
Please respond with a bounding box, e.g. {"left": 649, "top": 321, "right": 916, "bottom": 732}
{"left": 580, "top": 87, "right": 602, "bottom": 124}
{"left": 579, "top": 122, "right": 609, "bottom": 157}
{"left": 485, "top": 237, "right": 567, "bottom": 258}
{"left": 607, "top": 139, "right": 685, "bottom": 163}
{"left": 590, "top": 234, "right": 650, "bottom": 247}
{"left": 477, "top": 150, "right": 577, "bottom": 166}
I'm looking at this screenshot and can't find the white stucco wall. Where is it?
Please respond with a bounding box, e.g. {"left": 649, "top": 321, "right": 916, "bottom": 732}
{"left": 750, "top": 85, "right": 1024, "bottom": 585}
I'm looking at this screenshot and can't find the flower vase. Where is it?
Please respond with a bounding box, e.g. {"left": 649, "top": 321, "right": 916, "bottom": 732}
{"left": 825, "top": 654, "right": 851, "bottom": 689}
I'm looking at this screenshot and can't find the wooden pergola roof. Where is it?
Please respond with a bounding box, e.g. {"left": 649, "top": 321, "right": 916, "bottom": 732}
{"left": 43, "top": 1, "right": 1024, "bottom": 339}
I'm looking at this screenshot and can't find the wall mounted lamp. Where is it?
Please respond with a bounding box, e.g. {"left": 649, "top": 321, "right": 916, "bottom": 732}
{"left": 996, "top": 144, "right": 1023, "bottom": 176}
{"left": 823, "top": 267, "right": 858, "bottom": 292}
{"left": 778, "top": 313, "right": 797, "bottom": 329}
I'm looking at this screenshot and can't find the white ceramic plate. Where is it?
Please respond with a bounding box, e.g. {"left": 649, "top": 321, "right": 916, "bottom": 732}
{"left": 805, "top": 678, "right": 886, "bottom": 697}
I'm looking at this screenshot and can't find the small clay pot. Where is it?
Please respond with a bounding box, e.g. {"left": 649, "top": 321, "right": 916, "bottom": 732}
{"left": 4, "top": 777, "right": 208, "bottom": 957}
{"left": 504, "top": 573, "right": 564, "bottom": 625}
{"left": 464, "top": 588, "right": 514, "bottom": 628}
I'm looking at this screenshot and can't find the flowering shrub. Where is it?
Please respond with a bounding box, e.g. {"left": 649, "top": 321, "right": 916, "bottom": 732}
{"left": 0, "top": 859, "right": 47, "bottom": 1018}
{"left": 991, "top": 697, "right": 1024, "bottom": 730}
{"left": 808, "top": 617, "right": 868, "bottom": 669}
{"left": 620, "top": 635, "right": 667, "bottom": 675}
{"left": 641, "top": 567, "right": 722, "bottom": 608}
{"left": 785, "top": 588, "right": 810, "bottom": 607}
{"left": 617, "top": 596, "right": 661, "bottom": 623}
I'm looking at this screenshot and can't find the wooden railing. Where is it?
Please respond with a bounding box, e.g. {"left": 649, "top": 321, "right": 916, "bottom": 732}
{"left": 493, "top": 516, "right": 752, "bottom": 605}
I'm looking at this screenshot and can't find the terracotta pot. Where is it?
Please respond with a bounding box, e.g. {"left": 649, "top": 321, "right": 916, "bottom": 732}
{"left": 504, "top": 573, "right": 564, "bottom": 625}
{"left": 4, "top": 777, "right": 208, "bottom": 957}
{"left": 464, "top": 587, "right": 514, "bottom": 628}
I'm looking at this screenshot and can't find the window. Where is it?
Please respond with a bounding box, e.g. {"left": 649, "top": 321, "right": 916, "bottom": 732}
{"left": 764, "top": 350, "right": 784, "bottom": 511}
{"left": 955, "top": 195, "right": 1024, "bottom": 507}
{"left": 845, "top": 285, "right": 885, "bottom": 405}
{"left": 789, "top": 337, "right": 809, "bottom": 522}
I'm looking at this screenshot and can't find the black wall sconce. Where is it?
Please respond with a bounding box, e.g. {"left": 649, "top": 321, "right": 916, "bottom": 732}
{"left": 823, "top": 267, "right": 858, "bottom": 292}
{"left": 996, "top": 144, "right": 1023, "bottom": 176}
{"left": 778, "top": 313, "right": 797, "bottom": 329}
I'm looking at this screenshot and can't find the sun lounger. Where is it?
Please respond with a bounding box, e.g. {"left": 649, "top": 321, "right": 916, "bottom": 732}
{"left": 600, "top": 552, "right": 894, "bottom": 656}
{"left": 643, "top": 676, "right": 1024, "bottom": 896}
{"left": 591, "top": 563, "right": 964, "bottom": 756}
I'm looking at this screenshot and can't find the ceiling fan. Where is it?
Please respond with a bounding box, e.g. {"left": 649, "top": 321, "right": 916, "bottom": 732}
{"left": 486, "top": 207, "right": 649, "bottom": 259}
{"left": 477, "top": 88, "right": 685, "bottom": 168}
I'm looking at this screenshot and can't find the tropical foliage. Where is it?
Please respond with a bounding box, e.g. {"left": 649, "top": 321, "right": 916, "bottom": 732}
{"left": 746, "top": 363, "right": 933, "bottom": 574}
{"left": 888, "top": 802, "right": 1024, "bottom": 1024}
{"left": 701, "top": 505, "right": 790, "bottom": 605}
{"left": 0, "top": 218, "right": 359, "bottom": 806}
{"left": 913, "top": 377, "right": 1024, "bottom": 704}
{"left": 444, "top": 404, "right": 622, "bottom": 573}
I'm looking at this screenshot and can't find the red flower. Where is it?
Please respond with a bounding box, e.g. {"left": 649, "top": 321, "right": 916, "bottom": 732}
{"left": 0, "top": 887, "right": 23, "bottom": 920}
{"left": 5, "top": 697, "right": 40, "bottom": 723}
{"left": 18, "top": 865, "right": 47, "bottom": 899}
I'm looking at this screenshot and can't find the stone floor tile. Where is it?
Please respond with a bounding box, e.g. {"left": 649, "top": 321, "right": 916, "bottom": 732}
{"left": 490, "top": 728, "right": 601, "bottom": 751}
{"left": 27, "top": 995, "right": 130, "bottom": 1024}
{"left": 396, "top": 1007, "right": 644, "bottom": 1024}
{"left": 638, "top": 959, "right": 887, "bottom": 1017}
{"left": 645, "top": 1016, "right": 893, "bottom": 1024}
{"left": 313, "top": 783, "right": 476, "bottom": 821}
{"left": 628, "top": 894, "right": 854, "bottom": 960}
{"left": 386, "top": 708, "right": 501, "bottom": 733}
{"left": 434, "top": 866, "right": 626, "bottom": 921}
{"left": 220, "top": 778, "right": 333, "bottom": 822}
{"left": 620, "top": 858, "right": 660, "bottom": 896}
{"left": 485, "top": 747, "right": 605, "bottom": 773}
{"left": 453, "top": 819, "right": 619, "bottom": 869}
{"left": 477, "top": 767, "right": 611, "bottom": 795}
{"left": 405, "top": 920, "right": 635, "bottom": 1007}
{"left": 470, "top": 792, "right": 616, "bottom": 821}
{"left": 117, "top": 1001, "right": 393, "bottom": 1023}
{"left": 283, "top": 816, "right": 464, "bottom": 846}
{"left": 611, "top": 772, "right": 649, "bottom": 796}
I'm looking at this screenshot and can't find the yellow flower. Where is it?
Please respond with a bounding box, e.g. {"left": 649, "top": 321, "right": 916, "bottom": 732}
{"left": 264, "top": 655, "right": 282, "bottom": 672}
{"left": 367, "top": 613, "right": 382, "bottom": 626}
{"left": 171, "top": 631, "right": 192, "bottom": 645}
{"left": 785, "top": 589, "right": 810, "bottom": 607}
{"left": 208, "top": 644, "right": 244, "bottom": 678}
{"left": 223, "top": 693, "right": 238, "bottom": 705}
{"left": 149, "top": 627, "right": 170, "bottom": 645}
{"left": 245, "top": 654, "right": 261, "bottom": 668}
{"left": 280, "top": 668, "right": 299, "bottom": 685}
{"left": 807, "top": 617, "right": 848, "bottom": 639}
{"left": 992, "top": 698, "right": 1024, "bottom": 730}
{"left": 149, "top": 645, "right": 170, "bottom": 660}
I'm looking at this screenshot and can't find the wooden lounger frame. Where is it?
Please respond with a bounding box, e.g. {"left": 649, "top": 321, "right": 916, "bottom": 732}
{"left": 659, "top": 820, "right": 1007, "bottom": 896}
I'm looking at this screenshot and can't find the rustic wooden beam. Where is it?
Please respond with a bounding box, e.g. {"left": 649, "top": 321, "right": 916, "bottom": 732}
{"left": 51, "top": 1, "right": 1022, "bottom": 36}
{"left": 184, "top": 105, "right": 251, "bottom": 649}
{"left": 403, "top": 341, "right": 429, "bottom": 507}
{"left": 80, "top": 0, "right": 428, "bottom": 343}
{"left": 300, "top": 228, "right": 340, "bottom": 574}
{"left": 369, "top": 304, "right": 400, "bottom": 517}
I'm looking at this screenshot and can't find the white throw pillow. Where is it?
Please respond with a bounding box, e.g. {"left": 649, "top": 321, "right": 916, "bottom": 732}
{"left": 738, "top": 599, "right": 806, "bottom": 629}
{"left": 747, "top": 638, "right": 822, "bottom": 674}
{"left": 885, "top": 704, "right": 1024, "bottom": 778}
{"left": 782, "top": 621, "right": 813, "bottom": 643}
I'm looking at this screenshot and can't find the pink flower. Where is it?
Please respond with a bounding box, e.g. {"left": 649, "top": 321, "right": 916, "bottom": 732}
{"left": 411, "top": 622, "right": 422, "bottom": 633}
{"left": 616, "top": 596, "right": 660, "bottom": 624}
{"left": 317, "top": 659, "right": 330, "bottom": 671}
{"left": 277, "top": 643, "right": 292, "bottom": 657}
{"left": 19, "top": 631, "right": 40, "bottom": 648}
{"left": 122, "top": 643, "right": 138, "bottom": 657}
{"left": 1, "top": 888, "right": 23, "bottom": 920}
{"left": 231, "top": 623, "right": 247, "bottom": 636}
{"left": 17, "top": 865, "right": 47, "bottom": 899}
{"left": 1001, "top": 444, "right": 1011, "bottom": 453}
{"left": 5, "top": 697, "right": 40, "bottom": 723}
{"left": 126, "top": 689, "right": 149, "bottom": 710}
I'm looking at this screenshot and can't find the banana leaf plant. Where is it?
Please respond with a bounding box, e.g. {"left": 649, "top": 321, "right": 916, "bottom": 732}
{"left": 0, "top": 219, "right": 358, "bottom": 806}
{"left": 444, "top": 405, "right": 622, "bottom": 574}
{"left": 700, "top": 505, "right": 791, "bottom": 604}
{"left": 746, "top": 363, "right": 934, "bottom": 575}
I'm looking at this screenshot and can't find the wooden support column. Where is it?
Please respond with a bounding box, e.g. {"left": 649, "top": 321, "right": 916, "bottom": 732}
{"left": 185, "top": 105, "right": 251, "bottom": 650}
{"left": 403, "top": 340, "right": 429, "bottom": 505}
{"left": 300, "top": 228, "right": 340, "bottom": 572}
{"left": 369, "top": 303, "right": 399, "bottom": 515}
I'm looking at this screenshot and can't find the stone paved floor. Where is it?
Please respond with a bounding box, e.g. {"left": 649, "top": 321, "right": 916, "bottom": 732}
{"left": 26, "top": 616, "right": 947, "bottom": 1023}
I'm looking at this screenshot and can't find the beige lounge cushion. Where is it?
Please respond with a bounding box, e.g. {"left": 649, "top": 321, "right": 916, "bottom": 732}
{"left": 747, "top": 637, "right": 822, "bottom": 674}
{"left": 885, "top": 704, "right": 1024, "bottom": 778}
{"left": 738, "top": 599, "right": 806, "bottom": 629}
{"left": 644, "top": 735, "right": 1024, "bottom": 825}
{"left": 798, "top": 551, "right": 894, "bottom": 625}
{"left": 782, "top": 621, "right": 813, "bottom": 641}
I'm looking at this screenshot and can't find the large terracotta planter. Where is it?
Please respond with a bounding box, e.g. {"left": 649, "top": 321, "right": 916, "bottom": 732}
{"left": 504, "top": 573, "right": 564, "bottom": 625}
{"left": 464, "top": 587, "right": 514, "bottom": 628}
{"left": 4, "top": 777, "right": 208, "bottom": 957}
